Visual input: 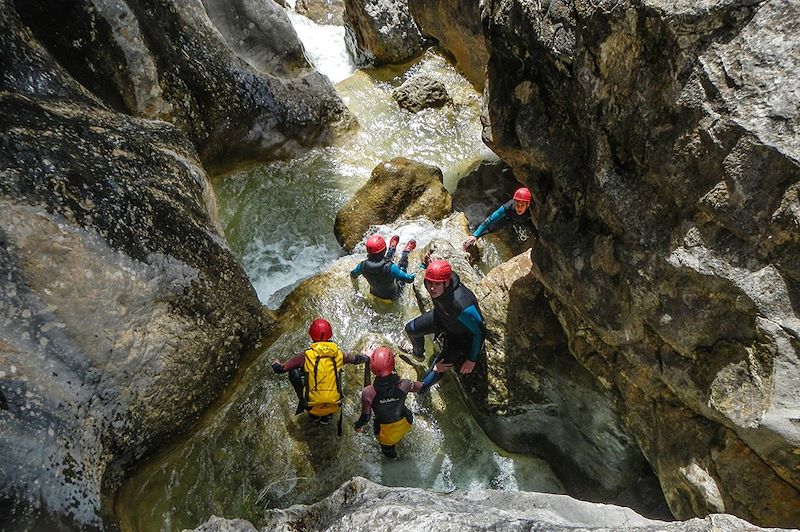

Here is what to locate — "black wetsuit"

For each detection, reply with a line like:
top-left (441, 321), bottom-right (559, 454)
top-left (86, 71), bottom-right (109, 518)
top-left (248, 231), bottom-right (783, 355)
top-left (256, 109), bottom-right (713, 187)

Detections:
top-left (473, 199), bottom-right (532, 237)
top-left (351, 247), bottom-right (414, 300)
top-left (404, 273), bottom-right (485, 392)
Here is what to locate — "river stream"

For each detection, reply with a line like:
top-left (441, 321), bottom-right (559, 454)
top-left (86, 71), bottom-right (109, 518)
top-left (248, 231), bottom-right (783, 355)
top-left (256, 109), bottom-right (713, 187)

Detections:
top-left (115, 8), bottom-right (563, 531)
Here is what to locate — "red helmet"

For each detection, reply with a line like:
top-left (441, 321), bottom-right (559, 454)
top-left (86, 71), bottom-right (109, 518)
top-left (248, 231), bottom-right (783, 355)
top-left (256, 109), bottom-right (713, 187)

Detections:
top-left (424, 260), bottom-right (452, 283)
top-left (366, 235), bottom-right (386, 255)
top-left (308, 318), bottom-right (332, 342)
top-left (513, 187), bottom-right (532, 203)
top-left (370, 347), bottom-right (395, 377)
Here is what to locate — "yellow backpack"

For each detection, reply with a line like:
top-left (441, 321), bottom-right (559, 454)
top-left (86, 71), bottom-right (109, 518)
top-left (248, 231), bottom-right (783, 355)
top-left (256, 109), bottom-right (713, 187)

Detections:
top-left (303, 342), bottom-right (344, 418)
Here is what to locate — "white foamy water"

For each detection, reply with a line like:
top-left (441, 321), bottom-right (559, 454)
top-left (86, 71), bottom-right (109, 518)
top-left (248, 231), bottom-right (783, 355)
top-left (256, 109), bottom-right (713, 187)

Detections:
top-left (288, 12), bottom-right (355, 83)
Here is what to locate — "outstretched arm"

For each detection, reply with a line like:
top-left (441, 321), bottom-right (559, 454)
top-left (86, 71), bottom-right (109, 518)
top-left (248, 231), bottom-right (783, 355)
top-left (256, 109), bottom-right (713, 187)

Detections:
top-left (271, 352), bottom-right (305, 373)
top-left (457, 305), bottom-right (485, 373)
top-left (353, 385), bottom-right (376, 431)
top-left (473, 205), bottom-right (509, 238)
top-left (350, 261), bottom-right (363, 278)
top-left (389, 263), bottom-right (415, 283)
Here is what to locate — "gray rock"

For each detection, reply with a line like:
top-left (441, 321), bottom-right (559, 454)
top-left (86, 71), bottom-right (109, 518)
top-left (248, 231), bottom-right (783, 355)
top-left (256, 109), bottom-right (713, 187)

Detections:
top-left (12, 0), bottom-right (350, 171)
top-left (334, 157), bottom-right (453, 252)
top-left (343, 0), bottom-right (427, 66)
top-left (392, 74), bottom-right (452, 112)
top-left (408, 0), bottom-right (489, 89)
top-left (473, 252), bottom-right (669, 517)
top-left (0, 1), bottom-right (270, 528)
top-left (483, 0), bottom-right (800, 526)
top-left (201, 0), bottom-right (311, 77)
top-left (190, 477), bottom-right (788, 531)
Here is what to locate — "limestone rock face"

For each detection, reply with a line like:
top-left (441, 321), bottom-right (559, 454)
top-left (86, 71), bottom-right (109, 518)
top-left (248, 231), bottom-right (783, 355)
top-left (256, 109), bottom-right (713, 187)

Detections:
top-left (408, 0), bottom-right (488, 89)
top-left (296, 0), bottom-right (344, 25)
top-left (343, 0), bottom-right (427, 66)
top-left (483, 0), bottom-right (800, 526)
top-left (334, 158), bottom-right (453, 252)
top-left (201, 0), bottom-right (310, 77)
top-left (192, 477), bottom-right (786, 532)
top-left (0, 2), bottom-right (268, 528)
top-left (473, 252), bottom-right (668, 515)
top-left (392, 74), bottom-right (452, 112)
top-left (12, 0), bottom-right (349, 171)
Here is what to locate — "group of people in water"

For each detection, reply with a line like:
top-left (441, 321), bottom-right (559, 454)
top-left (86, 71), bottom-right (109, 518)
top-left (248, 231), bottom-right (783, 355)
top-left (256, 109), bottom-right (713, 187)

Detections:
top-left (271, 187), bottom-right (534, 459)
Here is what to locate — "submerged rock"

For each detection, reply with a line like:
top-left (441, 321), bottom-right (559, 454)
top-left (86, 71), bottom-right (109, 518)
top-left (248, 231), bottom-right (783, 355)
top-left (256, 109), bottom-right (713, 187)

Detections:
top-left (334, 158), bottom-right (453, 252)
top-left (483, 0), bottom-right (800, 525)
top-left (392, 75), bottom-right (452, 113)
top-left (192, 477), bottom-right (786, 532)
top-left (296, 0), bottom-right (344, 25)
top-left (343, 0), bottom-right (427, 66)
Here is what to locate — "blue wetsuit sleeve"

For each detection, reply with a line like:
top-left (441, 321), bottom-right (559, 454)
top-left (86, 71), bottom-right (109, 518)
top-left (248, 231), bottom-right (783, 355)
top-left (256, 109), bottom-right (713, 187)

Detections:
top-left (350, 262), bottom-right (363, 278)
top-left (457, 305), bottom-right (485, 362)
top-left (473, 205), bottom-right (509, 238)
top-left (389, 264), bottom-right (415, 283)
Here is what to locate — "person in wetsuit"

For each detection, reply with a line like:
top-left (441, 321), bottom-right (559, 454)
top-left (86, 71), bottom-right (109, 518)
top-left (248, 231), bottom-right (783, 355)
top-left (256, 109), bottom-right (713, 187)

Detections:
top-left (404, 260), bottom-right (485, 394)
top-left (354, 346), bottom-right (422, 458)
top-left (271, 318), bottom-right (368, 426)
top-left (463, 186), bottom-right (534, 250)
top-left (351, 234), bottom-right (416, 300)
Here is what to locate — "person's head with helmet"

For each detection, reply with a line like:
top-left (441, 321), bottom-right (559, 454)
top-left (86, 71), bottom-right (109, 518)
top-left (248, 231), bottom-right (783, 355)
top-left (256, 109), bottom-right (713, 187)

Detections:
top-left (308, 318), bottom-right (333, 342)
top-left (369, 347), bottom-right (395, 377)
top-left (365, 234), bottom-right (387, 258)
top-left (423, 259), bottom-right (452, 299)
top-left (512, 187), bottom-right (532, 215)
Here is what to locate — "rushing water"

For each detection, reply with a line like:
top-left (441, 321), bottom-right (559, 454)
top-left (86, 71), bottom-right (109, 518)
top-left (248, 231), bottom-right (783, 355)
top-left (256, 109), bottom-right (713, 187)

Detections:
top-left (115, 8), bottom-right (557, 532)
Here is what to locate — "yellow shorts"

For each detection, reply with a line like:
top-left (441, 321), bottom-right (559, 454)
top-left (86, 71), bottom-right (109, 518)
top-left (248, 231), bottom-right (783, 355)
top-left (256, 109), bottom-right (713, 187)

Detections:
top-left (309, 403), bottom-right (340, 417)
top-left (377, 417), bottom-right (412, 446)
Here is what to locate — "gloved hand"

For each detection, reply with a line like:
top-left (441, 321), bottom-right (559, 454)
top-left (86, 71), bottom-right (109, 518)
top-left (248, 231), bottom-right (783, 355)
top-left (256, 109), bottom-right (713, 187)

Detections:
top-left (462, 236), bottom-right (477, 250)
top-left (271, 361), bottom-right (285, 374)
top-left (354, 354), bottom-right (369, 365)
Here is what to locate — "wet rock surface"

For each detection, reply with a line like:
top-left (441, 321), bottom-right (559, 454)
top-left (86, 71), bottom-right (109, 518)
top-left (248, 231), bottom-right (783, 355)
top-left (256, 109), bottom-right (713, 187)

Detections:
top-left (483, 0), bottom-right (800, 526)
top-left (296, 0), bottom-right (344, 25)
top-left (191, 477), bottom-right (788, 532)
top-left (0, 0), bottom-right (270, 528)
top-left (334, 157), bottom-right (453, 252)
top-left (11, 0), bottom-right (349, 171)
top-left (343, 0), bottom-right (427, 66)
top-left (392, 74), bottom-right (452, 112)
top-left (408, 0), bottom-right (488, 89)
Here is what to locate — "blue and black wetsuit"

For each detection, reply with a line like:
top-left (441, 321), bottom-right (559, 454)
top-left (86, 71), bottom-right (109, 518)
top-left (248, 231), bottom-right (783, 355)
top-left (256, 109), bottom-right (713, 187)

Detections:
top-left (351, 244), bottom-right (414, 300)
top-left (404, 273), bottom-right (485, 393)
top-left (473, 199), bottom-right (531, 238)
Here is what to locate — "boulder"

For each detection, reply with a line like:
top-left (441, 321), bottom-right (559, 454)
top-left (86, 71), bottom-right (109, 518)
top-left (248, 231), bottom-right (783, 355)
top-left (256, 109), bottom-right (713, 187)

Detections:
top-left (192, 477), bottom-right (786, 532)
top-left (296, 0), bottom-right (344, 25)
top-left (201, 0), bottom-right (310, 76)
top-left (408, 0), bottom-right (488, 89)
top-left (11, 0), bottom-right (350, 171)
top-left (343, 0), bottom-right (427, 66)
top-left (334, 158), bottom-right (452, 252)
top-left (0, 2), bottom-right (269, 528)
top-left (483, 0), bottom-right (800, 526)
top-left (392, 74), bottom-right (452, 112)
